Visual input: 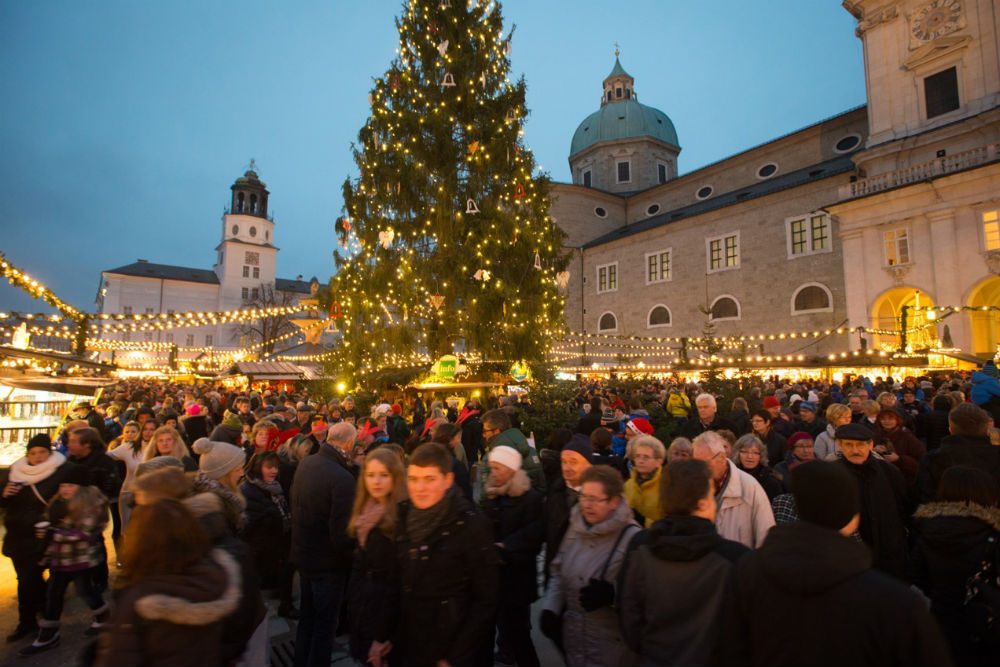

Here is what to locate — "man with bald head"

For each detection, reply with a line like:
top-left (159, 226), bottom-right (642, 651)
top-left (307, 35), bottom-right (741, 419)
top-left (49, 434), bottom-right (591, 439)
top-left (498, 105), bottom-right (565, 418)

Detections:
top-left (692, 431), bottom-right (775, 548)
top-left (291, 421), bottom-right (358, 667)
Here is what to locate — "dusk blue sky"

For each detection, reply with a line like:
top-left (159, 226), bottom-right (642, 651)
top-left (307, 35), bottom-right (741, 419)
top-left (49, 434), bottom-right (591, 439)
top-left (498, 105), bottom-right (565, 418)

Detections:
top-left (0, 0), bottom-right (864, 314)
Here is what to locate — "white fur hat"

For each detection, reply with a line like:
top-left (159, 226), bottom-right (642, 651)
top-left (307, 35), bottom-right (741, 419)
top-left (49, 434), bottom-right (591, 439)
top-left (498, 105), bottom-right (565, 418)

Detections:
top-left (488, 445), bottom-right (522, 471)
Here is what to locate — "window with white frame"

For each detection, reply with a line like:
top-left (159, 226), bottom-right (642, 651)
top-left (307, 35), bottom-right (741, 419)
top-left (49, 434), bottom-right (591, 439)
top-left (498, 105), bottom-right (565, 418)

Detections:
top-left (598, 311), bottom-right (618, 332)
top-left (253, 267), bottom-right (260, 279)
top-left (243, 266), bottom-right (250, 278)
top-left (983, 210), bottom-right (1000, 251)
top-left (251, 287), bottom-right (260, 300)
top-left (707, 233), bottom-right (740, 272)
top-left (596, 262), bottom-right (618, 294)
top-left (787, 213), bottom-right (831, 257)
top-left (645, 249), bottom-right (672, 284)
top-left (242, 287), bottom-right (249, 300)
top-left (647, 305), bottom-right (672, 328)
top-left (616, 160), bottom-right (631, 184)
top-left (185, 334), bottom-right (194, 346)
top-left (791, 283), bottom-right (833, 315)
top-left (710, 295), bottom-right (741, 321)
top-left (883, 228), bottom-right (910, 266)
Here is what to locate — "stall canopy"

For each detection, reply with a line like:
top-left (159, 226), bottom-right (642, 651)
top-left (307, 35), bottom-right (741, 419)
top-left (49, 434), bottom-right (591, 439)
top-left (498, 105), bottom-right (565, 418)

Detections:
top-left (228, 361), bottom-right (305, 381)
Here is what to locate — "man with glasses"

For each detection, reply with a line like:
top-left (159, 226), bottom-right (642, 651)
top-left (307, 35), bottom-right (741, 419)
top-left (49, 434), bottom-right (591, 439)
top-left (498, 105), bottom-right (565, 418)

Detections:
top-left (480, 409), bottom-right (545, 494)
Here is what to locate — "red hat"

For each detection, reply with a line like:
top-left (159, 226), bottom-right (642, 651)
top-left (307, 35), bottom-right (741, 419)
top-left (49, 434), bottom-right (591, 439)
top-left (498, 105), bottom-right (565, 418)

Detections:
top-left (763, 396), bottom-right (781, 409)
top-left (626, 417), bottom-right (654, 435)
top-left (391, 403), bottom-right (402, 415)
top-left (787, 431), bottom-right (813, 449)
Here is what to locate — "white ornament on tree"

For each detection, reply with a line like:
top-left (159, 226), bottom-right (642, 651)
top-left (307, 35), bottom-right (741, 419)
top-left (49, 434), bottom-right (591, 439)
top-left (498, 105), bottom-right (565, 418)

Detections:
top-left (466, 199), bottom-right (480, 214)
top-left (437, 40), bottom-right (449, 56)
top-left (473, 269), bottom-right (492, 281)
top-left (533, 252), bottom-right (542, 270)
top-left (555, 271), bottom-right (571, 289)
top-left (441, 72), bottom-right (456, 87)
top-left (378, 229), bottom-right (395, 249)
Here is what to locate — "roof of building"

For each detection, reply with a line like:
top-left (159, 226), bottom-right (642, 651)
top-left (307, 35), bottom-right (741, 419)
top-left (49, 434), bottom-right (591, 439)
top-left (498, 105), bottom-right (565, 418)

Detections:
top-left (582, 155), bottom-right (855, 249)
top-left (275, 278), bottom-right (313, 294)
top-left (606, 57), bottom-right (631, 80)
top-left (104, 261), bottom-right (220, 284)
top-left (229, 361), bottom-right (304, 380)
top-left (571, 99), bottom-right (679, 157)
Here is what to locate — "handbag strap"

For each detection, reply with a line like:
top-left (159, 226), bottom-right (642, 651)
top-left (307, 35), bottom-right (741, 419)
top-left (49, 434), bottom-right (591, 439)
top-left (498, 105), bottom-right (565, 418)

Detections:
top-left (599, 523), bottom-right (640, 581)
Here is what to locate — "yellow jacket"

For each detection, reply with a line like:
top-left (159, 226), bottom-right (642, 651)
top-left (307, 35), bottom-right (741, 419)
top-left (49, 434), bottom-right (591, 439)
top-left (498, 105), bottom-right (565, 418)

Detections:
top-left (624, 466), bottom-right (664, 527)
top-left (667, 392), bottom-right (691, 417)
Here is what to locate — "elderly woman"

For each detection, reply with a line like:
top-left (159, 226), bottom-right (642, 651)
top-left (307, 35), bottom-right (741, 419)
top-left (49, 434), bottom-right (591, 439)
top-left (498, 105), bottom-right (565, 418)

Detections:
top-left (773, 431), bottom-right (816, 486)
top-left (749, 410), bottom-right (788, 464)
top-left (732, 434), bottom-right (784, 501)
top-left (541, 465), bottom-right (640, 667)
top-left (873, 409), bottom-right (926, 486)
top-left (666, 437), bottom-right (693, 463)
top-left (815, 404), bottom-right (852, 460)
top-left (624, 436), bottom-right (666, 527)
top-left (143, 426), bottom-right (197, 472)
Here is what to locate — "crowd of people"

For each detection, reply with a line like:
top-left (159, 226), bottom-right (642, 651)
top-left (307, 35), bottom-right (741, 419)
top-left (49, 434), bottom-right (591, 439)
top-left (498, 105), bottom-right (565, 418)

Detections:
top-left (0, 368), bottom-right (999, 666)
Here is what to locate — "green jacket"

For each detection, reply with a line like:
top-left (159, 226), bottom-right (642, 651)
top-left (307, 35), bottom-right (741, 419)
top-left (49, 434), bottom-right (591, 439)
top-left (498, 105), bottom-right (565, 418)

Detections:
top-left (484, 428), bottom-right (546, 494)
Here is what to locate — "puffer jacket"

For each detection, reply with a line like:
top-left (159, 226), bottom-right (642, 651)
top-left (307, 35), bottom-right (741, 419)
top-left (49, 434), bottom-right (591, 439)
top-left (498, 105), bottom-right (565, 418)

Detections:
top-left (716, 460), bottom-right (776, 549)
top-left (542, 499), bottom-right (640, 667)
top-left (813, 422), bottom-right (838, 461)
top-left (482, 428), bottom-right (545, 493)
top-left (666, 393), bottom-right (691, 418)
top-left (624, 466), bottom-right (664, 528)
top-left (97, 549), bottom-right (241, 667)
top-left (970, 371), bottom-right (1000, 406)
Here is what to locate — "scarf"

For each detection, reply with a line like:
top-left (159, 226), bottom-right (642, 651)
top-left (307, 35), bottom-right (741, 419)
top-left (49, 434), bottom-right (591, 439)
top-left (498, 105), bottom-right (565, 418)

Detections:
top-left (486, 473), bottom-right (513, 499)
top-left (249, 477), bottom-right (290, 523)
top-left (407, 486), bottom-right (456, 544)
top-left (456, 407), bottom-right (480, 426)
top-left (355, 498), bottom-right (387, 548)
top-left (192, 472), bottom-right (247, 531)
top-left (9, 451), bottom-right (66, 485)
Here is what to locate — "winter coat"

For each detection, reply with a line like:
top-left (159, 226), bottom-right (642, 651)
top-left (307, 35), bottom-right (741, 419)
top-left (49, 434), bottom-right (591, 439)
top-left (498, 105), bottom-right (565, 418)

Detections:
top-left (576, 410), bottom-right (603, 436)
top-left (43, 493), bottom-right (109, 572)
top-left (838, 454), bottom-right (910, 579)
top-left (482, 469), bottom-right (545, 607)
top-left (873, 424), bottom-right (926, 486)
top-left (918, 433), bottom-right (1000, 503)
top-left (451, 454), bottom-right (473, 502)
top-left (813, 422), bottom-right (839, 461)
top-left (180, 414), bottom-right (211, 446)
top-left (544, 476), bottom-right (576, 579)
top-left (624, 466), bottom-right (664, 528)
top-left (457, 409), bottom-right (483, 464)
top-left (97, 548), bottom-right (241, 667)
top-left (793, 417), bottom-right (827, 439)
top-left (911, 501), bottom-right (1000, 667)
top-left (916, 408), bottom-right (951, 452)
top-left (970, 371), bottom-right (1000, 406)
top-left (739, 463), bottom-right (785, 501)
top-left (716, 460), bottom-right (776, 549)
top-left (348, 525), bottom-right (400, 664)
top-left (68, 445), bottom-right (120, 501)
top-left (239, 478), bottom-right (290, 590)
top-left (542, 499), bottom-right (640, 667)
top-left (396, 489), bottom-right (500, 667)
top-left (290, 442), bottom-right (356, 575)
top-left (483, 428), bottom-right (545, 493)
top-left (733, 520), bottom-right (954, 667)
top-left (618, 515), bottom-right (748, 667)
top-left (679, 415), bottom-right (738, 440)
top-left (758, 429), bottom-right (788, 465)
top-left (666, 393), bottom-right (691, 418)
top-left (727, 408), bottom-right (751, 436)
top-left (1, 453), bottom-right (74, 561)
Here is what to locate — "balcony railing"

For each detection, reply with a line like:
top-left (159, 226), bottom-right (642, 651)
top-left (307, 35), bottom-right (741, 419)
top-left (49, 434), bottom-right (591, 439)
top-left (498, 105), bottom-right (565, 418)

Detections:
top-left (839, 142), bottom-right (1000, 200)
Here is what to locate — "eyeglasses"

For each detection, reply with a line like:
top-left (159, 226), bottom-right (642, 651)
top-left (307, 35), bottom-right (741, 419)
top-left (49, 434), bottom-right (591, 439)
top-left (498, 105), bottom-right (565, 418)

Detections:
top-left (740, 450), bottom-right (761, 457)
top-left (579, 495), bottom-right (610, 505)
top-left (632, 453), bottom-right (659, 462)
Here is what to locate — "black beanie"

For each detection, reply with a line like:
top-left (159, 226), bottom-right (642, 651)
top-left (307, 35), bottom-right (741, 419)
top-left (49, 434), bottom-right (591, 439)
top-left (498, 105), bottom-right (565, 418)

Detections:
top-left (563, 433), bottom-right (594, 460)
top-left (27, 433), bottom-right (53, 452)
top-left (790, 461), bottom-right (860, 531)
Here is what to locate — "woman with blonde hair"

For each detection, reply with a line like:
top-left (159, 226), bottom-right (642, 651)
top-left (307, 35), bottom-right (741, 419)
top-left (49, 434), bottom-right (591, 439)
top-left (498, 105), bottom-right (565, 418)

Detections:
top-left (814, 403), bottom-right (852, 460)
top-left (346, 447), bottom-right (407, 667)
top-left (143, 426), bottom-right (196, 472)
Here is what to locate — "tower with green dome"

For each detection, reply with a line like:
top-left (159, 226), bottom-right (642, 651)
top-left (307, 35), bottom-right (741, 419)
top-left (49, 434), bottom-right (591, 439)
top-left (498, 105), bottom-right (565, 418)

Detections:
top-left (569, 55), bottom-right (681, 193)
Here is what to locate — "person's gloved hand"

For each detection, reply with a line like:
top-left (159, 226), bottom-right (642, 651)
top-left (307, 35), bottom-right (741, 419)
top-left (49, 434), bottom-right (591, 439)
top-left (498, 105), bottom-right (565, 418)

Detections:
top-left (539, 609), bottom-right (561, 639)
top-left (579, 578), bottom-right (615, 611)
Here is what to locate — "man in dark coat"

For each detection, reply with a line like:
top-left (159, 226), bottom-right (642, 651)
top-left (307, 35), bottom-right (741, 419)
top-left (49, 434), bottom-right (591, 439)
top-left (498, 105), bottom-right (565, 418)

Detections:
top-left (918, 402), bottom-right (1000, 503)
top-left (66, 427), bottom-right (118, 593)
top-left (679, 394), bottom-right (737, 440)
top-left (618, 459), bottom-right (748, 666)
top-left (834, 423), bottom-right (911, 580)
top-left (575, 397), bottom-right (604, 436)
top-left (915, 394), bottom-right (953, 453)
top-left (73, 402), bottom-right (107, 441)
top-left (544, 435), bottom-right (593, 580)
top-left (396, 443), bottom-right (500, 667)
top-left (457, 398), bottom-right (484, 465)
top-left (290, 422), bottom-right (357, 667)
top-left (733, 461), bottom-right (953, 667)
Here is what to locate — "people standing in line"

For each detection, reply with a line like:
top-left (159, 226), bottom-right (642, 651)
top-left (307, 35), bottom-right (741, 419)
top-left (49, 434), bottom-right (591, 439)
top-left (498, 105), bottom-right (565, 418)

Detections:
top-left (545, 434), bottom-right (593, 579)
top-left (540, 465), bottom-right (640, 667)
top-left (618, 459), bottom-right (749, 666)
top-left (623, 435), bottom-right (666, 527)
top-left (20, 468), bottom-right (109, 656)
top-left (731, 434), bottom-right (785, 501)
top-left (1, 434), bottom-right (75, 643)
top-left (346, 447), bottom-right (407, 667)
top-left (482, 445), bottom-right (545, 667)
top-left (396, 443), bottom-right (500, 667)
top-left (732, 460), bottom-right (954, 667)
top-left (692, 431), bottom-right (775, 548)
top-left (290, 422), bottom-right (358, 667)
top-left (911, 465), bottom-right (1000, 667)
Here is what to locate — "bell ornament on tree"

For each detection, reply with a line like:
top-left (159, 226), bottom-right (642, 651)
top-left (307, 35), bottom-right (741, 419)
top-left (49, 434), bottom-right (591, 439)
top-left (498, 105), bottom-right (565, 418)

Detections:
top-left (466, 199), bottom-right (480, 214)
top-left (533, 252), bottom-right (542, 270)
top-left (441, 72), bottom-right (456, 87)
top-left (514, 183), bottom-right (526, 200)
top-left (473, 269), bottom-right (491, 282)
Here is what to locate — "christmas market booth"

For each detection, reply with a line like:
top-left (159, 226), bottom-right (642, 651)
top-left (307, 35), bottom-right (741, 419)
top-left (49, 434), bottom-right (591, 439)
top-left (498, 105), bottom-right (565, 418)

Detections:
top-left (222, 360), bottom-right (326, 393)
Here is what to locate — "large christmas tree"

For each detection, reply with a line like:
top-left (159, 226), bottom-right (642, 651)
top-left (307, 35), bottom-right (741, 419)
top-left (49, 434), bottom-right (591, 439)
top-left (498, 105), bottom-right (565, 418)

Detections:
top-left (329, 0), bottom-right (566, 379)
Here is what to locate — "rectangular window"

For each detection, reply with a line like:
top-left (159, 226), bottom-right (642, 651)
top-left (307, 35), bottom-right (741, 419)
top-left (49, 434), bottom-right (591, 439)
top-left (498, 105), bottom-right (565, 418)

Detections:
top-left (984, 210), bottom-right (1000, 251)
top-left (251, 287), bottom-right (259, 300)
top-left (924, 67), bottom-right (959, 119)
top-left (241, 287), bottom-right (249, 300)
top-left (165, 333), bottom-right (173, 344)
top-left (883, 228), bottom-right (911, 266)
top-left (242, 266), bottom-right (250, 278)
top-left (596, 262), bottom-right (618, 294)
top-left (205, 335), bottom-right (213, 347)
top-left (657, 163), bottom-right (668, 184)
top-left (252, 267), bottom-right (260, 279)
top-left (185, 334), bottom-right (194, 347)
top-left (645, 249), bottom-right (672, 284)
top-left (144, 307), bottom-right (154, 314)
top-left (616, 160), bottom-right (631, 184)
top-left (582, 169), bottom-right (592, 188)
top-left (707, 233), bottom-right (740, 272)
top-left (787, 213), bottom-right (832, 257)
top-left (123, 306), bottom-right (133, 315)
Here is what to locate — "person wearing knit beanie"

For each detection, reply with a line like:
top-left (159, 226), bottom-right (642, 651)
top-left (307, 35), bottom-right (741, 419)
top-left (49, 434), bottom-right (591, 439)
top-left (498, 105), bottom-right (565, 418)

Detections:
top-left (488, 445), bottom-right (523, 472)
top-left (563, 433), bottom-right (594, 461)
top-left (192, 438), bottom-right (246, 482)
top-left (790, 461), bottom-right (860, 531)
top-left (27, 433), bottom-right (53, 452)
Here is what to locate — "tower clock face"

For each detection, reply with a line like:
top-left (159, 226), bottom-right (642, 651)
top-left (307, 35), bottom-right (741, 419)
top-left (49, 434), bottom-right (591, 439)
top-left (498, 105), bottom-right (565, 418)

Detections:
top-left (911, 0), bottom-right (962, 42)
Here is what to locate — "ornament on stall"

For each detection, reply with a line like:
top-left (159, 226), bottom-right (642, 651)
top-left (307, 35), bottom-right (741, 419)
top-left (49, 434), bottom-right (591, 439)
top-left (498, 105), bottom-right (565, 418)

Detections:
top-left (329, 301), bottom-right (343, 319)
top-left (533, 252), bottom-right (542, 270)
top-left (514, 183), bottom-right (526, 200)
top-left (429, 294), bottom-right (446, 310)
top-left (556, 271), bottom-right (571, 289)
top-left (441, 72), bottom-right (456, 87)
top-left (465, 199), bottom-right (480, 214)
top-left (378, 230), bottom-right (395, 249)
top-left (468, 140), bottom-right (480, 155)
top-left (473, 269), bottom-right (491, 282)
top-left (437, 40), bottom-right (449, 56)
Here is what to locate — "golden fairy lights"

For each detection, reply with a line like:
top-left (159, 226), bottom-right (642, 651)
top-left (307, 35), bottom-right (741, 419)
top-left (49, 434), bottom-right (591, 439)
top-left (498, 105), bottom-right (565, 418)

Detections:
top-left (0, 252), bottom-right (84, 321)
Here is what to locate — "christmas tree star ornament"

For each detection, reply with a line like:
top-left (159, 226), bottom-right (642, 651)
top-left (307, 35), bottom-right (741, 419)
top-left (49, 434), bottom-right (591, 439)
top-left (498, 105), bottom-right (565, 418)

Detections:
top-left (430, 294), bottom-right (446, 310)
top-left (556, 271), bottom-right (571, 289)
top-left (441, 72), bottom-right (456, 87)
top-left (468, 140), bottom-right (480, 155)
top-left (465, 199), bottom-right (480, 214)
top-left (437, 40), bottom-right (449, 56)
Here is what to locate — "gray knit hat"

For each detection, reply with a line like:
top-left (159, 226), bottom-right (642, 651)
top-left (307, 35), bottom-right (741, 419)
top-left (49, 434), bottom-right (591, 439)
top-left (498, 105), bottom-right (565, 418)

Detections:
top-left (192, 437), bottom-right (246, 480)
top-left (136, 455), bottom-right (184, 478)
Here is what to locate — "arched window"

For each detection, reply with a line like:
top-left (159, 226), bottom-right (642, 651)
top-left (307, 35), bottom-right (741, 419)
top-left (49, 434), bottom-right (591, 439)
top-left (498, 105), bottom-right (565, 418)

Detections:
top-left (250, 194), bottom-right (258, 213)
top-left (791, 283), bottom-right (833, 314)
top-left (598, 311), bottom-right (618, 332)
top-left (710, 295), bottom-right (741, 321)
top-left (647, 305), bottom-right (671, 328)
top-left (236, 192), bottom-right (245, 213)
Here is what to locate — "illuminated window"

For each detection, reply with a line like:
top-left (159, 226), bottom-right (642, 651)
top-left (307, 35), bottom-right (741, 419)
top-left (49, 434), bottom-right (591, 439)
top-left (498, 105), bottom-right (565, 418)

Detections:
top-left (707, 233), bottom-right (740, 272)
top-left (645, 249), bottom-right (671, 284)
top-left (883, 228), bottom-right (910, 266)
top-left (983, 210), bottom-right (1000, 251)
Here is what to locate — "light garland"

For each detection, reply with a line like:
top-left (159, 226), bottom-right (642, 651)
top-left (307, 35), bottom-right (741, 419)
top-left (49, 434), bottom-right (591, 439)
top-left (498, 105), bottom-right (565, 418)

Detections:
top-left (0, 252), bottom-right (85, 321)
